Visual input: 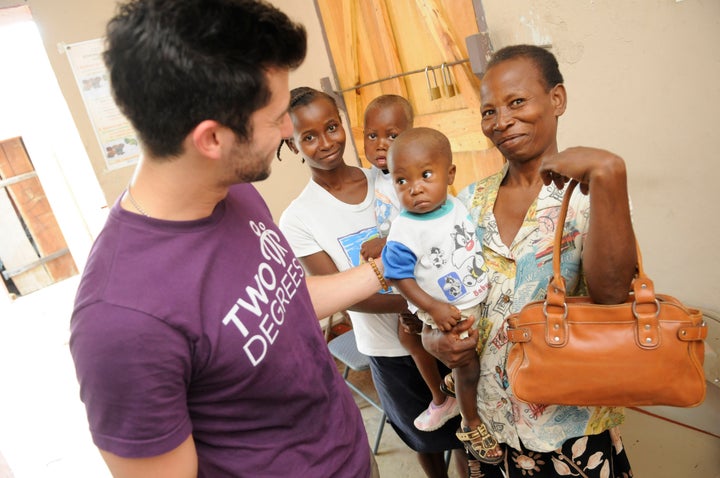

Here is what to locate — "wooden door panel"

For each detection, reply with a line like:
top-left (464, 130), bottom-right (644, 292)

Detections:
top-left (0, 186), bottom-right (53, 294)
top-left (0, 137), bottom-right (78, 296)
top-left (316, 0), bottom-right (503, 187)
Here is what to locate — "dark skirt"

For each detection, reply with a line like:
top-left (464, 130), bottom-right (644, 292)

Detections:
top-left (468, 428), bottom-right (633, 478)
top-left (369, 355), bottom-right (463, 453)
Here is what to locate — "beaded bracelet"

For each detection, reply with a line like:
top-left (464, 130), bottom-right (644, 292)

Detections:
top-left (367, 257), bottom-right (390, 291)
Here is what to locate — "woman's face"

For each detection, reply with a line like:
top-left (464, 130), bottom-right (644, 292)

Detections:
top-left (479, 57), bottom-right (565, 162)
top-left (289, 97), bottom-right (346, 171)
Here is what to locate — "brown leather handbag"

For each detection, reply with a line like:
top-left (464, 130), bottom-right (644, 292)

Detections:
top-left (506, 180), bottom-right (707, 407)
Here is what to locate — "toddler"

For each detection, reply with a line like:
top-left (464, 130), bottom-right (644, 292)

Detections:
top-left (381, 127), bottom-right (503, 464)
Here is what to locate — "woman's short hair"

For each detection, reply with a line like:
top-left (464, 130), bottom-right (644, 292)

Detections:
top-left (487, 44), bottom-right (564, 90)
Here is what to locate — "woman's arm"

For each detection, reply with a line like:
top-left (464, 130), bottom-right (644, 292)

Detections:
top-left (99, 434), bottom-right (197, 478)
top-left (540, 147), bottom-right (637, 304)
top-left (300, 251), bottom-right (404, 318)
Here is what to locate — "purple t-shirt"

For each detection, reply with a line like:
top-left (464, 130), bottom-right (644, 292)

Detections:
top-left (70, 183), bottom-right (370, 477)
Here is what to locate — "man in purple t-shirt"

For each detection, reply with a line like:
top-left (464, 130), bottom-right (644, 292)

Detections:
top-left (69, 1), bottom-right (387, 476)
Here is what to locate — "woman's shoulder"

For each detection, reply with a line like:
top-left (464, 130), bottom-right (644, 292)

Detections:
top-left (355, 165), bottom-right (373, 181)
top-left (278, 180), bottom-right (319, 222)
top-left (364, 165), bottom-right (380, 180)
top-left (457, 167), bottom-right (505, 209)
top-left (343, 165), bottom-right (374, 202)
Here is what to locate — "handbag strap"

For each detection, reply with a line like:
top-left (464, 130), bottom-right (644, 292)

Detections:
top-left (545, 180), bottom-right (663, 348)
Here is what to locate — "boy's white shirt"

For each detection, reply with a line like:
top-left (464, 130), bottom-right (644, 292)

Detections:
top-left (369, 166), bottom-right (402, 237)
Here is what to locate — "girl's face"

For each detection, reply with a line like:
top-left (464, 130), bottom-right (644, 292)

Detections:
top-left (289, 97), bottom-right (346, 171)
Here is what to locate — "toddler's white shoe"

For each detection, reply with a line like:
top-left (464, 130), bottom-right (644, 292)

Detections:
top-left (413, 396), bottom-right (460, 432)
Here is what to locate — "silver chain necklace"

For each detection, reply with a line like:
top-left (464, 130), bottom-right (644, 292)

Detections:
top-left (126, 186), bottom-right (150, 217)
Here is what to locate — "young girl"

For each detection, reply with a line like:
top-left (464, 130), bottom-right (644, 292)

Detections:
top-left (360, 95), bottom-right (460, 433)
top-left (278, 87), bottom-right (466, 477)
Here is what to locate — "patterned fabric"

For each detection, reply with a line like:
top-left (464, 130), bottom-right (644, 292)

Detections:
top-left (468, 429), bottom-right (633, 477)
top-left (456, 163), bottom-right (625, 453)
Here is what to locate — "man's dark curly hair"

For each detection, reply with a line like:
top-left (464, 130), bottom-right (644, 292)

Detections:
top-left (104, 0), bottom-right (307, 158)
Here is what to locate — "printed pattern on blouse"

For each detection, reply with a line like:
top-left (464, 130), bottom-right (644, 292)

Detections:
top-left (456, 164), bottom-right (624, 452)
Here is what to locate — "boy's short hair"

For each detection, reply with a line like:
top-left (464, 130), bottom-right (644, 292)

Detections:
top-left (364, 94), bottom-right (414, 126)
top-left (104, 0), bottom-right (307, 157)
top-left (390, 127), bottom-right (452, 166)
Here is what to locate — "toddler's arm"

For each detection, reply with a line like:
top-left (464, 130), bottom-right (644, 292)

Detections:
top-left (360, 237), bottom-right (387, 261)
top-left (394, 278), bottom-right (461, 332)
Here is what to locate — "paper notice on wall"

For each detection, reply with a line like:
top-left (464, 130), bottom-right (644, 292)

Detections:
top-left (64, 38), bottom-right (139, 170)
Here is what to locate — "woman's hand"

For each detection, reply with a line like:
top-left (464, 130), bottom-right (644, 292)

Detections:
top-left (540, 146), bottom-right (636, 304)
top-left (421, 317), bottom-right (478, 369)
top-left (539, 146), bottom-right (626, 195)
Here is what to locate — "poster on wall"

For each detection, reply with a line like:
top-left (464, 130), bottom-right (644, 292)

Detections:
top-left (64, 38), bottom-right (139, 171)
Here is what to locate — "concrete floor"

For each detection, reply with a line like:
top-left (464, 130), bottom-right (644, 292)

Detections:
top-left (341, 364), bottom-right (465, 478)
top-left (1, 277), bottom-right (718, 477)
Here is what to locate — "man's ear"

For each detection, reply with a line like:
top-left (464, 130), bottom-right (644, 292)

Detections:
top-left (551, 83), bottom-right (567, 117)
top-left (447, 163), bottom-right (457, 185)
top-left (285, 138), bottom-right (299, 155)
top-left (190, 120), bottom-right (228, 160)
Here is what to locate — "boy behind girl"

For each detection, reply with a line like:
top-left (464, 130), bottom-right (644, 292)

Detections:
top-left (360, 96), bottom-right (460, 432)
top-left (381, 127), bottom-right (503, 464)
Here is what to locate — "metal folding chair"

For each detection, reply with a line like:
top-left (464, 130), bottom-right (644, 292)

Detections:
top-left (327, 329), bottom-right (387, 454)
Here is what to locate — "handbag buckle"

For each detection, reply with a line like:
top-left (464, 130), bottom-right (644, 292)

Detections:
top-left (632, 298), bottom-right (661, 349)
top-left (543, 301), bottom-right (568, 347)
